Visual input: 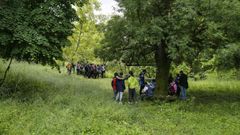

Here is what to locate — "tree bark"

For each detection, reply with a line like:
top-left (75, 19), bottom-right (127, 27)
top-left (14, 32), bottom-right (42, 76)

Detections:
top-left (154, 44), bottom-right (170, 98)
top-left (0, 57), bottom-right (13, 87)
top-left (153, 0), bottom-right (173, 98)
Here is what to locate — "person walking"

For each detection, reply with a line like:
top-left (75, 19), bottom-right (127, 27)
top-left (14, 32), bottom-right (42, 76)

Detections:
top-left (127, 71), bottom-right (139, 104)
top-left (179, 71), bottom-right (188, 100)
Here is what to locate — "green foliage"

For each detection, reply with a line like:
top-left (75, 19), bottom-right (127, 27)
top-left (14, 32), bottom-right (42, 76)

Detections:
top-left (96, 0), bottom-right (240, 96)
top-left (97, 0), bottom-right (234, 95)
top-left (208, 0), bottom-right (240, 42)
top-left (216, 43), bottom-right (240, 70)
top-left (171, 63), bottom-right (191, 75)
top-left (98, 0), bottom-right (227, 64)
top-left (0, 61), bottom-right (240, 134)
top-left (106, 63), bottom-right (156, 79)
top-left (63, 0), bottom-right (104, 64)
top-left (0, 0), bottom-right (86, 68)
top-left (97, 0), bottom-right (240, 68)
top-left (188, 0), bottom-right (240, 73)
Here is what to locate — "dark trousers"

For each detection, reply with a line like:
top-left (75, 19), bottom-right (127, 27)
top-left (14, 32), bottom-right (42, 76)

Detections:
top-left (129, 88), bottom-right (136, 102)
top-left (101, 71), bottom-right (105, 78)
top-left (113, 90), bottom-right (117, 99)
top-left (76, 69), bottom-right (80, 75)
top-left (140, 85), bottom-right (145, 95)
top-left (176, 86), bottom-right (181, 97)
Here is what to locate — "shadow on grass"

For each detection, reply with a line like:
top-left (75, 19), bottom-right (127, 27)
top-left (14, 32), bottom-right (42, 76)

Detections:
top-left (170, 89), bottom-right (240, 115)
top-left (189, 89), bottom-right (240, 104)
top-left (146, 88), bottom-right (240, 115)
top-left (0, 77), bottom-right (62, 103)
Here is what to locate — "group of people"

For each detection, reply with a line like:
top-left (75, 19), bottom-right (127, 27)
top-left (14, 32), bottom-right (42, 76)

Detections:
top-left (111, 70), bottom-right (189, 104)
top-left (66, 62), bottom-right (106, 78)
top-left (111, 71), bottom-right (141, 104)
top-left (168, 71), bottom-right (189, 100)
top-left (111, 70), bottom-right (156, 104)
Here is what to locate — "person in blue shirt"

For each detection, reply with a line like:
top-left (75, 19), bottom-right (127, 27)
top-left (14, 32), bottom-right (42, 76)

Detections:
top-left (139, 69), bottom-right (146, 95)
top-left (141, 79), bottom-right (156, 100)
top-left (179, 71), bottom-right (188, 100)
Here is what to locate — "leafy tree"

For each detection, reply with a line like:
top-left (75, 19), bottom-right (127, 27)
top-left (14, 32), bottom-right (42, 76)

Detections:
top-left (63, 0), bottom-right (104, 64)
top-left (98, 0), bottom-right (240, 97)
top-left (190, 0), bottom-right (240, 74)
top-left (216, 43), bottom-right (240, 71)
top-left (0, 0), bottom-right (87, 86)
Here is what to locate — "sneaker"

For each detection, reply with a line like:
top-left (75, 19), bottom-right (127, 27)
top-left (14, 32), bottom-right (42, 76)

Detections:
top-left (119, 102), bottom-right (123, 105)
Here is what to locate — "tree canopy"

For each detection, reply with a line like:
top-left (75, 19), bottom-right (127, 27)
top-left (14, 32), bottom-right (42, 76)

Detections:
top-left (0, 0), bottom-right (87, 68)
top-left (97, 0), bottom-right (240, 96)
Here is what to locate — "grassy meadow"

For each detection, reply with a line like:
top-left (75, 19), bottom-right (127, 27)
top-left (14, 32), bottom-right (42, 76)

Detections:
top-left (0, 61), bottom-right (239, 135)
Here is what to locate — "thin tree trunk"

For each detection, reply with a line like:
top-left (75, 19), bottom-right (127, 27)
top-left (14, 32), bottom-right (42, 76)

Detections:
top-left (72, 23), bottom-right (83, 59)
top-left (74, 24), bottom-right (83, 53)
top-left (154, 44), bottom-right (170, 98)
top-left (0, 57), bottom-right (13, 87)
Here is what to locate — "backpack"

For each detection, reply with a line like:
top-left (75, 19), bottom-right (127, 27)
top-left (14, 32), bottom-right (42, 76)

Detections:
top-left (170, 82), bottom-right (177, 93)
top-left (111, 79), bottom-right (114, 87)
top-left (111, 78), bottom-right (117, 90)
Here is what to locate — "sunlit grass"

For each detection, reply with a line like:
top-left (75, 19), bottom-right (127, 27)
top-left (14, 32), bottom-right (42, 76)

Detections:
top-left (0, 61), bottom-right (239, 135)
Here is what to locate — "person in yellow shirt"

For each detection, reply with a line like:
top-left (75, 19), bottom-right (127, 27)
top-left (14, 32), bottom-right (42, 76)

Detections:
top-left (127, 71), bottom-right (139, 104)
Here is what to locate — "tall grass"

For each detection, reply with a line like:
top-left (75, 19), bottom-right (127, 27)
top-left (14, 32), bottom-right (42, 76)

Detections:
top-left (0, 60), bottom-right (239, 135)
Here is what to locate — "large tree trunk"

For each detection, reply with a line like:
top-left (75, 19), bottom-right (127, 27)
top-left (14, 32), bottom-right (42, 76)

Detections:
top-left (154, 44), bottom-right (170, 98)
top-left (0, 0), bottom-right (6, 7)
top-left (153, 0), bottom-right (173, 98)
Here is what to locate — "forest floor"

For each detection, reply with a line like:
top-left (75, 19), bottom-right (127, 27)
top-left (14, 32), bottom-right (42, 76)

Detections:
top-left (0, 61), bottom-right (239, 135)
